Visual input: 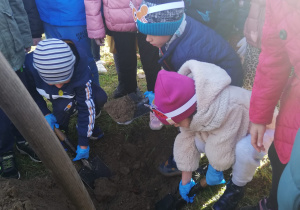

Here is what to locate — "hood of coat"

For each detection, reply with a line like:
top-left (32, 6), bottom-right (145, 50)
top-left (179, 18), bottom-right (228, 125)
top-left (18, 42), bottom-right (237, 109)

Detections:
top-left (177, 60), bottom-right (231, 132)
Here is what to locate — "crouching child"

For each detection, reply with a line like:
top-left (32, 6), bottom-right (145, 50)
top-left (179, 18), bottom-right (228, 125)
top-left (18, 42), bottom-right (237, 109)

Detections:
top-left (152, 60), bottom-right (276, 209)
top-left (23, 38), bottom-right (107, 161)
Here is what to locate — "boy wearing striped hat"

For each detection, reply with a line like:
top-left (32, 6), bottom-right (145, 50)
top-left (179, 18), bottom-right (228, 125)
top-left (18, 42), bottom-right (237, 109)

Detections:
top-left (23, 38), bottom-right (107, 161)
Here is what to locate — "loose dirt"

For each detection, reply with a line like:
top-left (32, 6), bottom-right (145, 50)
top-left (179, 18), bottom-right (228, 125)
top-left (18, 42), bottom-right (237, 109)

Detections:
top-left (104, 95), bottom-right (136, 124)
top-left (0, 122), bottom-right (182, 210)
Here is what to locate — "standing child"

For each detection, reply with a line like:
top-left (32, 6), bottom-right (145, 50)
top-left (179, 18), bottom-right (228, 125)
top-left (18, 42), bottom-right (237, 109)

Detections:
top-left (152, 60), bottom-right (276, 209)
top-left (241, 0), bottom-right (300, 209)
top-left (23, 38), bottom-right (107, 161)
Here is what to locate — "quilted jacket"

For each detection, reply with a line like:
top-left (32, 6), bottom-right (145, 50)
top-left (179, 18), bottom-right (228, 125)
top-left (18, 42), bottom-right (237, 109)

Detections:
top-left (84, 0), bottom-right (142, 39)
top-left (250, 0), bottom-right (300, 164)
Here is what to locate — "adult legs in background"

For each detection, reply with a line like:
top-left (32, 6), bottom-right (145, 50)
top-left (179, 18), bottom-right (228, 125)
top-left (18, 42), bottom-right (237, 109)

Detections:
top-left (137, 33), bottom-right (162, 130)
top-left (137, 33), bottom-right (161, 92)
top-left (91, 39), bottom-right (107, 74)
top-left (112, 31), bottom-right (138, 98)
top-left (267, 143), bottom-right (287, 209)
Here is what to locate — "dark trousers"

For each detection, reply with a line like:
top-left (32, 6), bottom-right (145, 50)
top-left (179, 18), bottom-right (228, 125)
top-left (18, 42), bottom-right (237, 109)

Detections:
top-left (268, 142), bottom-right (287, 209)
top-left (91, 39), bottom-right (100, 61)
top-left (0, 70), bottom-right (27, 155)
top-left (112, 31), bottom-right (161, 93)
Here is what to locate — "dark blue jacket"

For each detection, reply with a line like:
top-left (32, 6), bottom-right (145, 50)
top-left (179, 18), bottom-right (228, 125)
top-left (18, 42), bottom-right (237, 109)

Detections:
top-left (24, 52), bottom-right (95, 144)
top-left (35, 0), bottom-right (86, 26)
top-left (159, 15), bottom-right (243, 87)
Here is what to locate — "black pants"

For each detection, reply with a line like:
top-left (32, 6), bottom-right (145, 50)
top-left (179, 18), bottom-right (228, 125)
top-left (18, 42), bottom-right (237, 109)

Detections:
top-left (112, 31), bottom-right (161, 93)
top-left (268, 142), bottom-right (287, 209)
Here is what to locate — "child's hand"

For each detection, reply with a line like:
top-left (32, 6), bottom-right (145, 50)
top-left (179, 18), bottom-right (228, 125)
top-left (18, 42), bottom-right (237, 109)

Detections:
top-left (73, 145), bottom-right (90, 161)
top-left (45, 114), bottom-right (59, 130)
top-left (250, 123), bottom-right (266, 152)
top-left (95, 38), bottom-right (105, 46)
top-left (144, 91), bottom-right (155, 105)
top-left (179, 178), bottom-right (196, 203)
top-left (206, 164), bottom-right (226, 186)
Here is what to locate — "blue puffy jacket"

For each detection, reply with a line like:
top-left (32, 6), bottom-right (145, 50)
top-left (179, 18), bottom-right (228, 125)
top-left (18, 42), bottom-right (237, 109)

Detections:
top-left (35, 0), bottom-right (86, 26)
top-left (159, 15), bottom-right (243, 87)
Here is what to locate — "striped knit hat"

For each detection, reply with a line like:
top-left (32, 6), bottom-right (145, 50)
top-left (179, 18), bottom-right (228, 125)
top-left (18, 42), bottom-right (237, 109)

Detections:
top-left (33, 39), bottom-right (76, 84)
top-left (133, 0), bottom-right (185, 36)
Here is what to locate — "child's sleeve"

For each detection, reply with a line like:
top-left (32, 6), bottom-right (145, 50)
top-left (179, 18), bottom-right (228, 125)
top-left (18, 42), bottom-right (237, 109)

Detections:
top-left (250, 0), bottom-right (292, 125)
top-left (173, 129), bottom-right (201, 172)
top-left (205, 109), bottom-right (245, 171)
top-left (74, 80), bottom-right (96, 146)
top-left (84, 0), bottom-right (106, 39)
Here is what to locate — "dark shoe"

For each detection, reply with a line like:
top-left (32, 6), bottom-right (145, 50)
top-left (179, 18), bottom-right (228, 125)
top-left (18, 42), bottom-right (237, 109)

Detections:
top-left (113, 87), bottom-right (129, 99)
top-left (240, 197), bottom-right (271, 210)
top-left (90, 126), bottom-right (104, 140)
top-left (0, 151), bottom-right (20, 179)
top-left (213, 179), bottom-right (244, 210)
top-left (113, 86), bottom-right (142, 99)
top-left (16, 142), bottom-right (41, 162)
top-left (158, 155), bottom-right (181, 177)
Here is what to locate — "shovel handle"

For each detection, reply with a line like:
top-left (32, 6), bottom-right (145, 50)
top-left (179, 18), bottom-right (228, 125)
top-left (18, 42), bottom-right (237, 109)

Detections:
top-left (54, 128), bottom-right (77, 153)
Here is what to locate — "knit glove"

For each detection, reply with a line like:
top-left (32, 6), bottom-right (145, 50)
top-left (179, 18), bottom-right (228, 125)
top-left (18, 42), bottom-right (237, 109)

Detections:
top-left (237, 37), bottom-right (247, 60)
top-left (179, 178), bottom-right (196, 203)
top-left (73, 145), bottom-right (90, 161)
top-left (45, 114), bottom-right (59, 130)
top-left (206, 164), bottom-right (226, 186)
top-left (144, 91), bottom-right (155, 105)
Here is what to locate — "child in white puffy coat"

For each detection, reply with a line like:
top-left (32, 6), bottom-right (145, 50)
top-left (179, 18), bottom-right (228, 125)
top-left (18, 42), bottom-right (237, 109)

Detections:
top-left (152, 60), bottom-right (276, 209)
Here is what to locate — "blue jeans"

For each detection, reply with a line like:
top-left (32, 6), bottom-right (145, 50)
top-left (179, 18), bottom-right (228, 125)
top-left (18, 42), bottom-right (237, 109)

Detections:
top-left (43, 22), bottom-right (100, 86)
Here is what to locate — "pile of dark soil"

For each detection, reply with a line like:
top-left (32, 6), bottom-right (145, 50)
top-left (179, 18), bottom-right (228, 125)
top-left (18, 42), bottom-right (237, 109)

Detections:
top-left (0, 124), bottom-right (181, 210)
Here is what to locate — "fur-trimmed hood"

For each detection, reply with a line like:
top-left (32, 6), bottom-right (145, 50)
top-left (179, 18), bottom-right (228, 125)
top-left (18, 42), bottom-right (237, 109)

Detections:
top-left (174, 60), bottom-right (251, 171)
top-left (178, 60), bottom-right (231, 132)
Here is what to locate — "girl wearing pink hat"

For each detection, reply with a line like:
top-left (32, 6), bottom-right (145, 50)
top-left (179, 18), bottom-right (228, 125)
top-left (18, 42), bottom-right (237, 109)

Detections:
top-left (152, 60), bottom-right (276, 209)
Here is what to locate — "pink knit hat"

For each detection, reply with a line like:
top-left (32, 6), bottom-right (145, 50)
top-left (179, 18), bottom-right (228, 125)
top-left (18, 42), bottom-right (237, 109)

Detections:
top-left (153, 70), bottom-right (197, 125)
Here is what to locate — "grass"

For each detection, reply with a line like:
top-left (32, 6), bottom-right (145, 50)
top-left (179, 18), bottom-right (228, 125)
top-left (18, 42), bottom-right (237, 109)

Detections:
top-left (16, 38), bottom-right (272, 209)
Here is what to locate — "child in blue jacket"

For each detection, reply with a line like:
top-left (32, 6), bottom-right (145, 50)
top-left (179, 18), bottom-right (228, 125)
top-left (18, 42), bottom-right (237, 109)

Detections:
top-left (23, 38), bottom-right (107, 161)
top-left (134, 0), bottom-right (243, 87)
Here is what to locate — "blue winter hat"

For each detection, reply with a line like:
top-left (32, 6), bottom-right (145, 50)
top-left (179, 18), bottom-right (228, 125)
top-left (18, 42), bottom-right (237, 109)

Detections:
top-left (132, 0), bottom-right (185, 36)
top-left (33, 38), bottom-right (76, 84)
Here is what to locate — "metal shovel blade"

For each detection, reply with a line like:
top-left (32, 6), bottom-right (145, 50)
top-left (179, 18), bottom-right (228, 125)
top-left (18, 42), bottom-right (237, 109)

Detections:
top-left (78, 155), bottom-right (111, 189)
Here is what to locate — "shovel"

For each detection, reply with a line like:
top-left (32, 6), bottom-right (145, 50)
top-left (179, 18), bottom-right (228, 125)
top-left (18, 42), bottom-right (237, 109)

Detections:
top-left (54, 128), bottom-right (111, 189)
top-left (155, 178), bottom-right (208, 210)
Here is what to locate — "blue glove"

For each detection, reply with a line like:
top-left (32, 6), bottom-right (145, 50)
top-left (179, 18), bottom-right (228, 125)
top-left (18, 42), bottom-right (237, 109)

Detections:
top-left (206, 164), bottom-right (226, 186)
top-left (144, 91), bottom-right (155, 105)
top-left (45, 114), bottom-right (59, 130)
top-left (73, 145), bottom-right (90, 161)
top-left (179, 178), bottom-right (196, 203)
